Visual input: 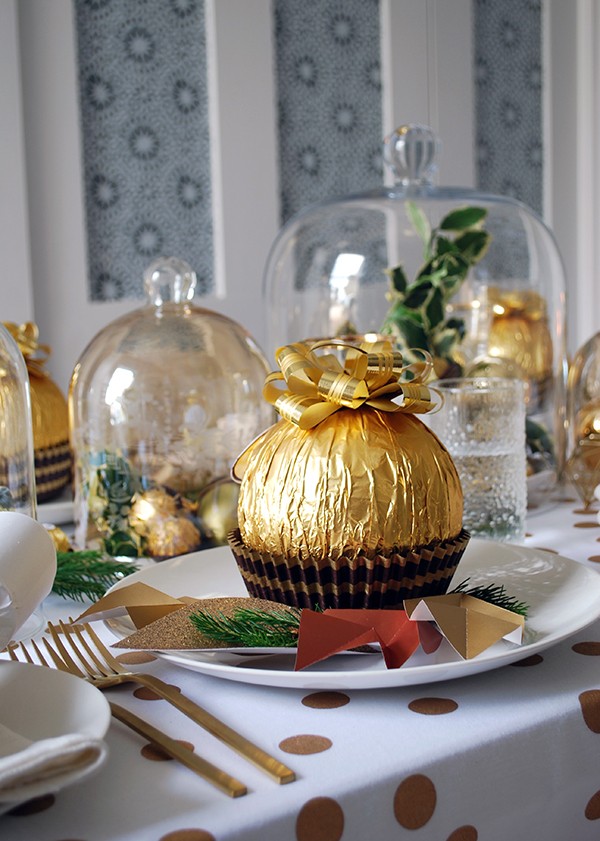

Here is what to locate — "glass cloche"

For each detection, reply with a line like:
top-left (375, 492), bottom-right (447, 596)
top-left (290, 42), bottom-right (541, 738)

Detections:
top-left (69, 257), bottom-right (273, 559)
top-left (264, 124), bottom-right (568, 501)
top-left (0, 323), bottom-right (37, 518)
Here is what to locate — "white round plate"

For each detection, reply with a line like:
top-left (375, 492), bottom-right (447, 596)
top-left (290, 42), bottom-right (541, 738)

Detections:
top-left (0, 660), bottom-right (110, 809)
top-left (106, 540), bottom-right (600, 690)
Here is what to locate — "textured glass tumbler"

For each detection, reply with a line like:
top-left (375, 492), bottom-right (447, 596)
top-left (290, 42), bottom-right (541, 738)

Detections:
top-left (427, 378), bottom-right (527, 542)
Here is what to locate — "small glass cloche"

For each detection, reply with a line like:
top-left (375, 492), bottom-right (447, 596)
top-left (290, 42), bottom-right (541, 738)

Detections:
top-left (264, 124), bottom-right (568, 500)
top-left (69, 257), bottom-right (273, 559)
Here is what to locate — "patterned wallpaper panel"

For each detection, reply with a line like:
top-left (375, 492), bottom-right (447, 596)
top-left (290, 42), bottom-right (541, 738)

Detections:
top-left (273, 0), bottom-right (383, 224)
top-left (74, 0), bottom-right (214, 302)
top-left (73, 0), bottom-right (542, 302)
top-left (474, 0), bottom-right (543, 215)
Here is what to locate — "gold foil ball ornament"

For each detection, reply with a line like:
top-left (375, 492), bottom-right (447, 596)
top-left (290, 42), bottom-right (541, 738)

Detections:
top-left (574, 400), bottom-right (600, 443)
top-left (44, 525), bottom-right (71, 553)
top-left (236, 408), bottom-right (463, 561)
top-left (129, 489), bottom-right (179, 536)
top-left (487, 288), bottom-right (553, 386)
top-left (146, 516), bottom-right (201, 558)
top-left (195, 478), bottom-right (239, 545)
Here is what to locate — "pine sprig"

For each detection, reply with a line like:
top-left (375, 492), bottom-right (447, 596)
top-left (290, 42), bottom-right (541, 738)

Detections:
top-left (53, 551), bottom-right (140, 602)
top-left (189, 606), bottom-right (302, 648)
top-left (450, 578), bottom-right (529, 617)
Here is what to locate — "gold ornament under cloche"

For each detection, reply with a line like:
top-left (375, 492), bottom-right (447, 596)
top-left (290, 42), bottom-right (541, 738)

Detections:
top-left (3, 322), bottom-right (72, 502)
top-left (487, 288), bottom-right (553, 406)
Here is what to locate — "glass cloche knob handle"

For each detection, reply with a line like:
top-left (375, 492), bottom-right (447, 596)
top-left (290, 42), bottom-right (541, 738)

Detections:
top-left (383, 124), bottom-right (440, 186)
top-left (143, 256), bottom-right (197, 306)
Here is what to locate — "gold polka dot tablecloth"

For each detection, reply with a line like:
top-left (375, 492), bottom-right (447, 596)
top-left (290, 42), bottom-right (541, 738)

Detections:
top-left (4, 496), bottom-right (600, 840)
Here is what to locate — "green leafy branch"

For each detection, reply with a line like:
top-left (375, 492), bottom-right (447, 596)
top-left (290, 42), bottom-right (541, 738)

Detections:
top-left (381, 203), bottom-right (491, 375)
top-left (88, 452), bottom-right (143, 557)
top-left (52, 550), bottom-right (140, 602)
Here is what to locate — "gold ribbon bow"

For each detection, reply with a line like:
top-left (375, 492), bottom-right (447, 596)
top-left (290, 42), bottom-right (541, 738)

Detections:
top-left (3, 322), bottom-right (50, 378)
top-left (263, 339), bottom-right (436, 430)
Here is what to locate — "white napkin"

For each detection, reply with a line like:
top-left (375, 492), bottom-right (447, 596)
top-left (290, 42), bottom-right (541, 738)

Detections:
top-left (0, 720), bottom-right (107, 804)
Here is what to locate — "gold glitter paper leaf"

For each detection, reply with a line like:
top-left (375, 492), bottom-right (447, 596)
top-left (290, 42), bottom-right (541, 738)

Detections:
top-left (113, 597), bottom-right (298, 650)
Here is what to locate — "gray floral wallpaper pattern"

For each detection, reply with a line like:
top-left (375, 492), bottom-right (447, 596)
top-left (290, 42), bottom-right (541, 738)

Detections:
top-left (474, 0), bottom-right (543, 215)
top-left (74, 0), bottom-right (214, 301)
top-left (73, 0), bottom-right (542, 302)
top-left (273, 0), bottom-right (383, 223)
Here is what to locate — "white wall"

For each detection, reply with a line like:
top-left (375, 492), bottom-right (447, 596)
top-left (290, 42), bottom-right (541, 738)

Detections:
top-left (546, 0), bottom-right (600, 355)
top-left (4, 0), bottom-right (474, 391)
top-left (0, 0), bottom-right (34, 323)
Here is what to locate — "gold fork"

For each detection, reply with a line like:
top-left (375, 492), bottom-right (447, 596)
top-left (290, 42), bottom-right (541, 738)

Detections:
top-left (8, 636), bottom-right (247, 797)
top-left (46, 619), bottom-right (295, 784)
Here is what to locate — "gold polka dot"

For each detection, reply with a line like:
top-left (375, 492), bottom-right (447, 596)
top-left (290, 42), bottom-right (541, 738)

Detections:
top-left (532, 546), bottom-right (558, 554)
top-left (296, 797), bottom-right (344, 841)
top-left (510, 654), bottom-right (543, 667)
top-left (589, 556), bottom-right (600, 563)
top-left (408, 697), bottom-right (458, 715)
top-left (579, 690), bottom-right (600, 732)
top-left (133, 684), bottom-right (181, 701)
top-left (393, 774), bottom-right (436, 829)
top-left (573, 642), bottom-right (600, 655)
top-left (585, 790), bottom-right (600, 820)
top-left (279, 734), bottom-right (332, 755)
top-left (7, 793), bottom-right (56, 816)
top-left (575, 521), bottom-right (600, 528)
top-left (141, 739), bottom-right (194, 761)
top-left (301, 691), bottom-right (350, 709)
top-left (159, 831), bottom-right (216, 841)
top-left (447, 827), bottom-right (478, 841)
top-left (574, 507), bottom-right (598, 515)
top-left (116, 651), bottom-right (157, 665)
top-left (524, 532), bottom-right (533, 537)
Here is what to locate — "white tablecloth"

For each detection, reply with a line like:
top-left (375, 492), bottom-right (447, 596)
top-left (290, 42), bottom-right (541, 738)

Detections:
top-left (3, 492), bottom-right (600, 841)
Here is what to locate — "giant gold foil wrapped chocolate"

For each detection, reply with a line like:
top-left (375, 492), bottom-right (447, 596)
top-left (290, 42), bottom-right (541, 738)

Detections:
top-left (237, 408), bottom-right (463, 560)
top-left (230, 339), bottom-right (469, 609)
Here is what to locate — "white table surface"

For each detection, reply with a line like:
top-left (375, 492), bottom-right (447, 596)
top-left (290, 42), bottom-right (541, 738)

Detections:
top-left (3, 490), bottom-right (600, 841)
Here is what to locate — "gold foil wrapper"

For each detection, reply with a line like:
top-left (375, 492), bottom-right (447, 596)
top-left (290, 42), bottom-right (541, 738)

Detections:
top-left (237, 408), bottom-right (463, 561)
top-left (229, 527), bottom-right (470, 610)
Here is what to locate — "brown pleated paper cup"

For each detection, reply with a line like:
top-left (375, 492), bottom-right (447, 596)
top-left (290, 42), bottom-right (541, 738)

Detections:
top-left (227, 528), bottom-right (470, 610)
